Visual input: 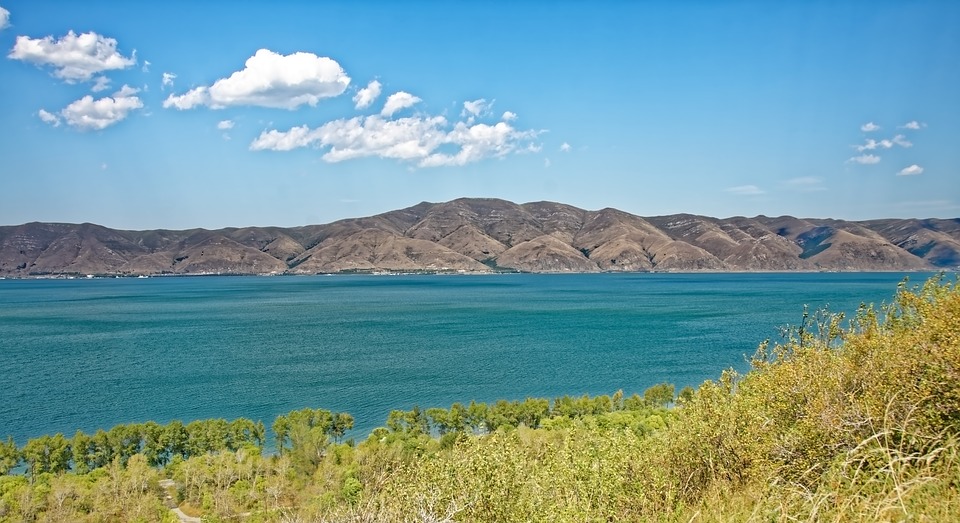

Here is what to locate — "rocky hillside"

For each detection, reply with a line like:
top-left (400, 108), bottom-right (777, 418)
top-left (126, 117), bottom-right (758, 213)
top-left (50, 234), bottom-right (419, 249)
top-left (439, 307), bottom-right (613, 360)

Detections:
top-left (1, 198), bottom-right (957, 276)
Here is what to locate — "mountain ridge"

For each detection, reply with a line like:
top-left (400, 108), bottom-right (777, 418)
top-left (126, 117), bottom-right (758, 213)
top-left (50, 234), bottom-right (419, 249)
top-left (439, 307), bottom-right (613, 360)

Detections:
top-left (2, 198), bottom-right (958, 276)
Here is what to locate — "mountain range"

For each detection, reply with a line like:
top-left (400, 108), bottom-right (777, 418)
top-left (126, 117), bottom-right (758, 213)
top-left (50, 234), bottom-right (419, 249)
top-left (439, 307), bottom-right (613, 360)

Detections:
top-left (1, 198), bottom-right (958, 277)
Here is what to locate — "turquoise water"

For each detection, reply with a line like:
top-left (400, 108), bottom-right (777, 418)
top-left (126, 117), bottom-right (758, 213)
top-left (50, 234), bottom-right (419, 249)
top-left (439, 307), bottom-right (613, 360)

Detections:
top-left (0, 272), bottom-right (937, 443)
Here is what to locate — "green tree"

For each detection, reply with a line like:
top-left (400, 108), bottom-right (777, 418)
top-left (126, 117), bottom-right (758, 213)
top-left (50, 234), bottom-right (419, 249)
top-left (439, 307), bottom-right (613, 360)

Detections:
top-left (161, 420), bottom-right (189, 460)
top-left (272, 415), bottom-right (291, 456)
top-left (22, 434), bottom-right (71, 476)
top-left (643, 383), bottom-right (675, 407)
top-left (71, 431), bottom-right (93, 474)
top-left (331, 413), bottom-right (354, 444)
top-left (0, 436), bottom-right (19, 475)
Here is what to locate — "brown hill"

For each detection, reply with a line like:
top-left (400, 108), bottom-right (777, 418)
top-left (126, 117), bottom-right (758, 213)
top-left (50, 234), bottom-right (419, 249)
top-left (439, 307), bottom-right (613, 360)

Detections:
top-left (1, 198), bottom-right (956, 277)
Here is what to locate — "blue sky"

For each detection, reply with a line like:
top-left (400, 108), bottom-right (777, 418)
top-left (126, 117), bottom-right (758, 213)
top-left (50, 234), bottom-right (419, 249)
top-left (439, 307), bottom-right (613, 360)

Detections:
top-left (1, 1), bottom-right (957, 230)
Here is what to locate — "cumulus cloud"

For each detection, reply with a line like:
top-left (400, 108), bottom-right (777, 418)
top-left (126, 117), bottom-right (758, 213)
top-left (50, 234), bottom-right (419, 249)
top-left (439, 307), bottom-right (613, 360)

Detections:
top-left (251, 112), bottom-right (541, 168)
top-left (899, 120), bottom-right (925, 130)
top-left (860, 122), bottom-right (881, 132)
top-left (8, 30), bottom-right (135, 83)
top-left (217, 119), bottom-right (234, 130)
top-left (560, 142), bottom-right (572, 152)
top-left (420, 121), bottom-right (539, 167)
top-left (58, 85), bottom-right (143, 130)
top-left (38, 108), bottom-right (61, 127)
top-left (161, 72), bottom-right (176, 89)
top-left (380, 91), bottom-right (421, 117)
top-left (163, 49), bottom-right (350, 110)
top-left (897, 164), bottom-right (924, 176)
top-left (0, 6), bottom-right (10, 30)
top-left (724, 185), bottom-right (765, 196)
top-left (848, 154), bottom-right (881, 165)
top-left (502, 111), bottom-right (517, 122)
top-left (353, 80), bottom-right (382, 110)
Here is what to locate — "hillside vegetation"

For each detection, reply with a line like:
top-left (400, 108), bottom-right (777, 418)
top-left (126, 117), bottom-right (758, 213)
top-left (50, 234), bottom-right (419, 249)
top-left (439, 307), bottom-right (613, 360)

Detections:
top-left (1, 275), bottom-right (958, 521)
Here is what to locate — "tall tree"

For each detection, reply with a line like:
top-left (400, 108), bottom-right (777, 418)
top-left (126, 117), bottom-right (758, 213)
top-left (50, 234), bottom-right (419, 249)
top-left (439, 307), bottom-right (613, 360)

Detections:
top-left (0, 436), bottom-right (19, 475)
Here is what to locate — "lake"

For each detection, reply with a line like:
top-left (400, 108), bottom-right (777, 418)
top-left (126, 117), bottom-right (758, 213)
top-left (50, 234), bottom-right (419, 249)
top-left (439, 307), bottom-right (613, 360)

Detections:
top-left (0, 272), bottom-right (939, 443)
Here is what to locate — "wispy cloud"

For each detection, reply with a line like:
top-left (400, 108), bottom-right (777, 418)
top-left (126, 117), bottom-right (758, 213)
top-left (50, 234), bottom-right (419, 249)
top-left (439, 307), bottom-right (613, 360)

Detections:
top-left (0, 6), bottom-right (10, 30)
top-left (164, 49), bottom-right (350, 110)
top-left (161, 72), bottom-right (176, 89)
top-left (891, 134), bottom-right (912, 148)
top-left (217, 119), bottom-right (234, 130)
top-left (783, 176), bottom-right (826, 192)
top-left (353, 80), bottom-right (382, 110)
top-left (725, 185), bottom-right (765, 196)
top-left (860, 122), bottom-right (881, 132)
top-left (37, 108), bottom-right (61, 127)
top-left (899, 120), bottom-right (925, 130)
top-left (91, 75), bottom-right (111, 92)
top-left (462, 98), bottom-right (493, 118)
top-left (560, 142), bottom-right (571, 153)
top-left (9, 30), bottom-right (135, 83)
top-left (848, 154), bottom-right (880, 165)
top-left (897, 164), bottom-right (923, 176)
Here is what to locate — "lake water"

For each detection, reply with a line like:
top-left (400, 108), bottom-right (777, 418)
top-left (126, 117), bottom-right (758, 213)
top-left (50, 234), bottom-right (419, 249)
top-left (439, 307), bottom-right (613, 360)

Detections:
top-left (0, 272), bottom-right (939, 443)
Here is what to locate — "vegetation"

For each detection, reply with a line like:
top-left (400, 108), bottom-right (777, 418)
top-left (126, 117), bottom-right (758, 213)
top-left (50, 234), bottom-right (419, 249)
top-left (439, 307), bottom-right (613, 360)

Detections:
top-left (1, 276), bottom-right (958, 521)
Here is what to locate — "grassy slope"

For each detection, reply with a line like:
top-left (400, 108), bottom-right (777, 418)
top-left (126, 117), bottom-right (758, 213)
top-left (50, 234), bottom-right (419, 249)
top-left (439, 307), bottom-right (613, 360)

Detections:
top-left (1, 276), bottom-right (958, 522)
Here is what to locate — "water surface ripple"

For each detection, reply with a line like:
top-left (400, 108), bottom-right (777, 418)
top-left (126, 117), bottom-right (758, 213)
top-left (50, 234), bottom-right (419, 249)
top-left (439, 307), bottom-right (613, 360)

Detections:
top-left (0, 272), bottom-right (932, 442)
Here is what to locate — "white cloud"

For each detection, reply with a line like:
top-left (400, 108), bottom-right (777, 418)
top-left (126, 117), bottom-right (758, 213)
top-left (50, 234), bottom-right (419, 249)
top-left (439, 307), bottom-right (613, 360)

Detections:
top-left (544, 158), bottom-right (551, 168)
top-left (60, 85), bottom-right (143, 130)
top-left (897, 164), bottom-right (923, 176)
top-left (250, 124), bottom-right (317, 152)
top-left (856, 139), bottom-right (890, 151)
top-left (251, 113), bottom-right (541, 168)
top-left (141, 60), bottom-right (150, 73)
top-left (560, 142), bottom-right (572, 152)
top-left (161, 72), bottom-right (176, 89)
top-left (855, 134), bottom-right (914, 151)
top-left (420, 121), bottom-right (539, 167)
top-left (91, 75), bottom-right (111, 92)
top-left (462, 98), bottom-right (493, 118)
top-left (163, 49), bottom-right (350, 110)
top-left (38, 109), bottom-right (61, 127)
top-left (724, 185), bottom-right (765, 196)
top-left (891, 134), bottom-right (912, 148)
top-left (217, 119), bottom-right (234, 130)
top-left (899, 120), bottom-right (925, 130)
top-left (8, 30), bottom-right (135, 83)
top-left (0, 6), bottom-right (10, 30)
top-left (860, 122), bottom-right (881, 132)
top-left (381, 91), bottom-right (421, 117)
top-left (848, 154), bottom-right (881, 164)
top-left (353, 80), bottom-right (382, 109)
top-left (163, 86), bottom-right (208, 109)
top-left (502, 111), bottom-right (517, 122)
top-left (783, 176), bottom-right (826, 191)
